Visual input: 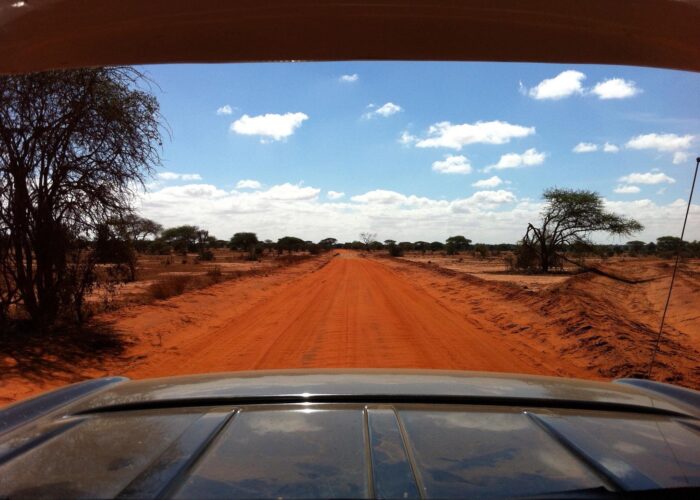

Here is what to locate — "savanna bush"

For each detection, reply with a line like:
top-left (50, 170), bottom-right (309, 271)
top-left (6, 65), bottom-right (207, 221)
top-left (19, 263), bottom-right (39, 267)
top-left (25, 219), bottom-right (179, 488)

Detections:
top-left (205, 266), bottom-right (223, 283)
top-left (199, 250), bottom-right (215, 261)
top-left (147, 275), bottom-right (192, 300)
top-left (388, 244), bottom-right (404, 257)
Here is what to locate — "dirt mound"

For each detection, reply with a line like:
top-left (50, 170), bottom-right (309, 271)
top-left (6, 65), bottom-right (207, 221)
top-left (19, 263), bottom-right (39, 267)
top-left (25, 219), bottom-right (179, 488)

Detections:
top-left (523, 270), bottom-right (700, 386)
top-left (392, 256), bottom-right (526, 296)
top-left (386, 255), bottom-right (700, 388)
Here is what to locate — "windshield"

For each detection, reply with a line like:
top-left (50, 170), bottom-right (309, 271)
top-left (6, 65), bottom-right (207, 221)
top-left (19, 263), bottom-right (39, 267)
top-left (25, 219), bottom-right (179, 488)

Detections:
top-left (1, 62), bottom-right (698, 405)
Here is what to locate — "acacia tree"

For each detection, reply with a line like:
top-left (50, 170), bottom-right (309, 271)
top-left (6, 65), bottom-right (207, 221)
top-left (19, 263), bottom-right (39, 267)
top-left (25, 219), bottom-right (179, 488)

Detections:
top-left (522, 188), bottom-right (643, 272)
top-left (656, 236), bottom-right (685, 257)
top-left (114, 215), bottom-right (162, 253)
top-left (120, 215), bottom-right (162, 243)
top-left (276, 236), bottom-right (305, 254)
top-left (0, 68), bottom-right (162, 328)
top-left (445, 235), bottom-right (472, 255)
top-left (318, 237), bottom-right (337, 250)
top-left (626, 240), bottom-right (646, 256)
top-left (159, 225), bottom-right (199, 256)
top-left (430, 241), bottom-right (445, 253)
top-left (360, 232), bottom-right (377, 251)
top-left (261, 239), bottom-right (275, 254)
top-left (414, 241), bottom-right (429, 255)
top-left (93, 215), bottom-right (163, 280)
top-left (230, 232), bottom-right (259, 260)
top-left (94, 222), bottom-right (138, 282)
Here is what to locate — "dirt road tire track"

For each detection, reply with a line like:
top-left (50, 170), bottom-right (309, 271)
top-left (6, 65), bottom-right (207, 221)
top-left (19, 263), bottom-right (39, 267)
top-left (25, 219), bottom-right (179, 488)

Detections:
top-left (121, 252), bottom-right (539, 378)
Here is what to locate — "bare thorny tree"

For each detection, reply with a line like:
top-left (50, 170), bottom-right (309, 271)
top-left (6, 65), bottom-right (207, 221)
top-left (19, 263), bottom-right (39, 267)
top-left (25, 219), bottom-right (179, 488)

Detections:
top-left (360, 232), bottom-right (377, 251)
top-left (521, 188), bottom-right (643, 272)
top-left (0, 68), bottom-right (162, 329)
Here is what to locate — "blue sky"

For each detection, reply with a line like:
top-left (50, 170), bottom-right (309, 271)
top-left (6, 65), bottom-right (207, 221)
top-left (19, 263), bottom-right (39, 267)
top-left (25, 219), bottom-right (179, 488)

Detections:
top-left (137, 62), bottom-right (700, 243)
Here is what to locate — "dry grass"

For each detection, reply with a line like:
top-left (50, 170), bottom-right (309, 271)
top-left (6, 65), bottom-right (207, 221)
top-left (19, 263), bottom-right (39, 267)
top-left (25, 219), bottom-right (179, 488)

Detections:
top-left (274, 254), bottom-right (315, 266)
top-left (145, 267), bottom-right (225, 301)
top-left (147, 274), bottom-right (193, 300)
top-left (133, 249), bottom-right (270, 281)
top-left (396, 251), bottom-right (572, 291)
top-left (133, 254), bottom-right (317, 304)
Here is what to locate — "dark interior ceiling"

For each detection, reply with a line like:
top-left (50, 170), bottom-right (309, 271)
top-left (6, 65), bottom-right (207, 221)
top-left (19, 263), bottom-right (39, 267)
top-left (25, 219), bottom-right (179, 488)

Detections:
top-left (1, 0), bottom-right (699, 74)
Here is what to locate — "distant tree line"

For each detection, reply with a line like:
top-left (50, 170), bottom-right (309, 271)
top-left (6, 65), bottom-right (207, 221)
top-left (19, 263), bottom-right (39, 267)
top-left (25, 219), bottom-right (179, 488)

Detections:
top-left (124, 227), bottom-right (338, 261)
top-left (364, 189), bottom-right (698, 273)
top-left (340, 233), bottom-right (513, 257)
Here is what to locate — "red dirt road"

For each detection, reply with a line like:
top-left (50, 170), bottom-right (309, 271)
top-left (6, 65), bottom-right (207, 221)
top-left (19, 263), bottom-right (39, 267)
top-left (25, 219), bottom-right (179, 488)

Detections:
top-left (10, 250), bottom-right (697, 405)
top-left (124, 252), bottom-right (540, 378)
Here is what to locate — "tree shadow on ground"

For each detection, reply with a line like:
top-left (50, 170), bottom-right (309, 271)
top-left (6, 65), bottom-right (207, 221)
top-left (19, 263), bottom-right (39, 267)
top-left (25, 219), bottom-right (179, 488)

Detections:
top-left (0, 320), bottom-right (133, 387)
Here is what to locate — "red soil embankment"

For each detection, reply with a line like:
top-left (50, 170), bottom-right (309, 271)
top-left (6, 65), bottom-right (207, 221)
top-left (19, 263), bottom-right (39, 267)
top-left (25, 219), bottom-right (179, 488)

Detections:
top-left (383, 256), bottom-right (700, 387)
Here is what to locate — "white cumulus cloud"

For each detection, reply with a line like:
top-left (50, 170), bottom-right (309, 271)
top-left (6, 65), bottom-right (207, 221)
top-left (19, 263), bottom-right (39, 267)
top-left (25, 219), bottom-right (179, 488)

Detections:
top-left (399, 131), bottom-right (417, 146)
top-left (573, 142), bottom-right (598, 153)
top-left (452, 190), bottom-right (517, 211)
top-left (375, 102), bottom-right (402, 117)
top-left (603, 142), bottom-right (620, 153)
top-left (216, 104), bottom-right (233, 115)
top-left (591, 78), bottom-right (640, 99)
top-left (415, 120), bottom-right (535, 150)
top-left (432, 155), bottom-right (472, 174)
top-left (485, 148), bottom-right (546, 171)
top-left (364, 102), bottom-right (402, 119)
top-left (626, 133), bottom-right (694, 152)
top-left (351, 190), bottom-right (408, 205)
top-left (524, 71), bottom-right (640, 101)
top-left (339, 74), bottom-right (359, 83)
top-left (472, 176), bottom-right (504, 188)
top-left (673, 151), bottom-right (690, 165)
top-left (525, 70), bottom-right (586, 100)
top-left (149, 183), bottom-right (228, 199)
top-left (137, 182), bottom-right (700, 243)
top-left (157, 172), bottom-right (202, 181)
top-left (327, 190), bottom-right (345, 200)
top-left (619, 171), bottom-right (676, 185)
top-left (261, 183), bottom-right (320, 200)
top-left (469, 190), bottom-right (517, 205)
top-left (614, 185), bottom-right (641, 194)
top-left (231, 112), bottom-right (309, 141)
top-left (236, 179), bottom-right (262, 190)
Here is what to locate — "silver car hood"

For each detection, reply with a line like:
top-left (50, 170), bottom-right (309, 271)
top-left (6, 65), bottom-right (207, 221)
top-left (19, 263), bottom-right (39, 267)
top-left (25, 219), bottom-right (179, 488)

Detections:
top-left (1, 370), bottom-right (699, 498)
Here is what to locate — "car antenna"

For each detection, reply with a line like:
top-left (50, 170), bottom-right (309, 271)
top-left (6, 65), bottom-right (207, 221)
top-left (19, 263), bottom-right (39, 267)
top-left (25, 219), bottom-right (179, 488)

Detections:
top-left (646, 156), bottom-right (699, 379)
